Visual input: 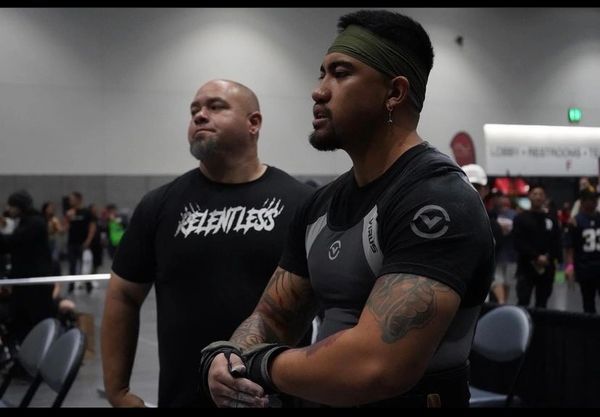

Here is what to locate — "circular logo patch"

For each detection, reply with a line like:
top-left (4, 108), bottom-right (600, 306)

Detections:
top-left (328, 240), bottom-right (341, 260)
top-left (410, 205), bottom-right (450, 239)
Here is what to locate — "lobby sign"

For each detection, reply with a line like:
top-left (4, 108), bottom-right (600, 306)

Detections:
top-left (484, 124), bottom-right (600, 177)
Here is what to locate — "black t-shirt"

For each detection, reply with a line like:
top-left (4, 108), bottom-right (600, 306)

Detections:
top-left (565, 211), bottom-right (600, 276)
top-left (112, 166), bottom-right (313, 407)
top-left (67, 208), bottom-right (92, 245)
top-left (279, 142), bottom-right (494, 406)
top-left (513, 209), bottom-right (563, 273)
top-left (0, 213), bottom-right (55, 342)
top-left (0, 213), bottom-right (53, 278)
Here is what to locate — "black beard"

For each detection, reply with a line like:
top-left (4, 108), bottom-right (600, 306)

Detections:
top-left (190, 139), bottom-right (217, 161)
top-left (308, 130), bottom-right (341, 152)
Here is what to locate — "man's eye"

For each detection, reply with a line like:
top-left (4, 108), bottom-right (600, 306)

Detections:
top-left (334, 71), bottom-right (349, 78)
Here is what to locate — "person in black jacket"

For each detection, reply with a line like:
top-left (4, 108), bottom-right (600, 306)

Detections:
top-left (513, 184), bottom-right (563, 308)
top-left (0, 190), bottom-right (55, 342)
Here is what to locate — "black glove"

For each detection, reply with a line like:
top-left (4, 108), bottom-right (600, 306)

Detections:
top-left (242, 343), bottom-right (289, 394)
top-left (199, 341), bottom-right (244, 397)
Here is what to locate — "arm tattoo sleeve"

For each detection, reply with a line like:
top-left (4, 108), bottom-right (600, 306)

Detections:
top-left (366, 274), bottom-right (451, 344)
top-left (230, 268), bottom-right (318, 349)
top-left (230, 312), bottom-right (279, 350)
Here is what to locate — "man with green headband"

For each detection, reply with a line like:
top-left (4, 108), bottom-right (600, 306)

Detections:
top-left (201, 10), bottom-right (494, 408)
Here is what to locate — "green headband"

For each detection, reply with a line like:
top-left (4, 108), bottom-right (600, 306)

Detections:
top-left (327, 24), bottom-right (428, 112)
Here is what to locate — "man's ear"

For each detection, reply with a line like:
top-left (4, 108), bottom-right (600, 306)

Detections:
top-left (386, 75), bottom-right (410, 109)
top-left (248, 111), bottom-right (262, 135)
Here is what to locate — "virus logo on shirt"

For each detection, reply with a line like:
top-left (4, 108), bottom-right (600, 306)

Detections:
top-left (410, 205), bottom-right (450, 239)
top-left (328, 240), bottom-right (341, 260)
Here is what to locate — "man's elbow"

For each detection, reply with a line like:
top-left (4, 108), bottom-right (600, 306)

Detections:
top-left (330, 357), bottom-right (424, 406)
top-left (367, 359), bottom-right (424, 400)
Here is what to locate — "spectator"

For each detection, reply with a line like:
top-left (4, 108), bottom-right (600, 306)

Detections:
top-left (0, 190), bottom-right (55, 342)
top-left (565, 189), bottom-right (600, 313)
top-left (42, 201), bottom-right (65, 276)
top-left (513, 184), bottom-right (563, 308)
top-left (462, 164), bottom-right (506, 303)
top-left (105, 204), bottom-right (128, 259)
top-left (64, 192), bottom-right (96, 293)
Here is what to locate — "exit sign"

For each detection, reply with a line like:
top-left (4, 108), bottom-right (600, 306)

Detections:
top-left (568, 107), bottom-right (582, 123)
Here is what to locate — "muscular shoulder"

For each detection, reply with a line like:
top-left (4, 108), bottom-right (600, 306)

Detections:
top-left (382, 168), bottom-right (483, 228)
top-left (129, 169), bottom-right (198, 224)
top-left (139, 169), bottom-right (196, 206)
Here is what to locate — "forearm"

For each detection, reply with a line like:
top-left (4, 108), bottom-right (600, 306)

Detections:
top-left (101, 296), bottom-right (141, 403)
top-left (270, 328), bottom-right (418, 406)
top-left (230, 308), bottom-right (313, 349)
top-left (230, 312), bottom-right (281, 349)
top-left (230, 267), bottom-right (318, 349)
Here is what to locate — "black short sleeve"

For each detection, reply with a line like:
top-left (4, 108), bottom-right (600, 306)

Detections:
top-left (278, 195), bottom-right (312, 278)
top-left (379, 172), bottom-right (494, 302)
top-left (111, 190), bottom-right (160, 283)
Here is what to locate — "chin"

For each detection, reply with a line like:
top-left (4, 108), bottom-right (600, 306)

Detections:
top-left (190, 140), bottom-right (217, 161)
top-left (309, 130), bottom-right (341, 152)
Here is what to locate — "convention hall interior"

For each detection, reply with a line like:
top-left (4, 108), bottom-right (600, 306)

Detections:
top-left (0, 8), bottom-right (599, 408)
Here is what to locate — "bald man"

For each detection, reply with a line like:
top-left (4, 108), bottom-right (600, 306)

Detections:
top-left (101, 80), bottom-right (313, 407)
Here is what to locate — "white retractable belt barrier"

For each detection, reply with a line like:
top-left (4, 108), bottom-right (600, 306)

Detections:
top-left (0, 274), bottom-right (110, 285)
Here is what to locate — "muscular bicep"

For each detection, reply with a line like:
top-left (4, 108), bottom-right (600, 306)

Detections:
top-left (106, 271), bottom-right (152, 309)
top-left (231, 267), bottom-right (319, 348)
top-left (360, 273), bottom-right (460, 377)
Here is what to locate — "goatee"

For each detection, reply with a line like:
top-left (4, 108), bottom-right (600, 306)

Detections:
top-left (190, 139), bottom-right (217, 161)
top-left (309, 131), bottom-right (340, 152)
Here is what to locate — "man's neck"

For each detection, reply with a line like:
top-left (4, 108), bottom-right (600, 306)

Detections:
top-left (348, 129), bottom-right (422, 187)
top-left (199, 155), bottom-right (266, 184)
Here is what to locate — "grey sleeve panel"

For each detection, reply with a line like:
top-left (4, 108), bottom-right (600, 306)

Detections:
top-left (361, 205), bottom-right (383, 277)
top-left (305, 213), bottom-right (328, 257)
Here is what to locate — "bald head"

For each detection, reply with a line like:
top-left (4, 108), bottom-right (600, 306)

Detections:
top-left (200, 79), bottom-right (260, 114)
top-left (188, 79), bottom-right (263, 163)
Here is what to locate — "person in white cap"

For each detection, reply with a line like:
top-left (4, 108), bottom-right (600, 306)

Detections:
top-left (462, 164), bottom-right (508, 303)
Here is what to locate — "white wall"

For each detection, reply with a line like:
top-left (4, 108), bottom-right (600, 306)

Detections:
top-left (1, 8), bottom-right (599, 176)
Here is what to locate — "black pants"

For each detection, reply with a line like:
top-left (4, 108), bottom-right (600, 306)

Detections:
top-left (67, 243), bottom-right (83, 275)
top-left (578, 275), bottom-right (600, 313)
top-left (67, 244), bottom-right (92, 292)
top-left (516, 267), bottom-right (554, 308)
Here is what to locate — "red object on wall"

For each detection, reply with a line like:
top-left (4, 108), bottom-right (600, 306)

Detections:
top-left (450, 131), bottom-right (476, 166)
top-left (493, 177), bottom-right (530, 196)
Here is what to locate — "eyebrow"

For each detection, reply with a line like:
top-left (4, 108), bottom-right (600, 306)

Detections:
top-left (190, 97), bottom-right (228, 109)
top-left (320, 60), bottom-right (356, 73)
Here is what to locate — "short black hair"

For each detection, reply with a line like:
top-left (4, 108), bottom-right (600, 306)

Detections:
top-left (528, 183), bottom-right (546, 194)
top-left (8, 189), bottom-right (33, 213)
top-left (337, 10), bottom-right (434, 80)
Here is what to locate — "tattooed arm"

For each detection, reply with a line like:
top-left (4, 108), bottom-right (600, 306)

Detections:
top-left (230, 266), bottom-right (320, 349)
top-left (205, 267), bottom-right (318, 407)
top-left (267, 273), bottom-right (460, 406)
